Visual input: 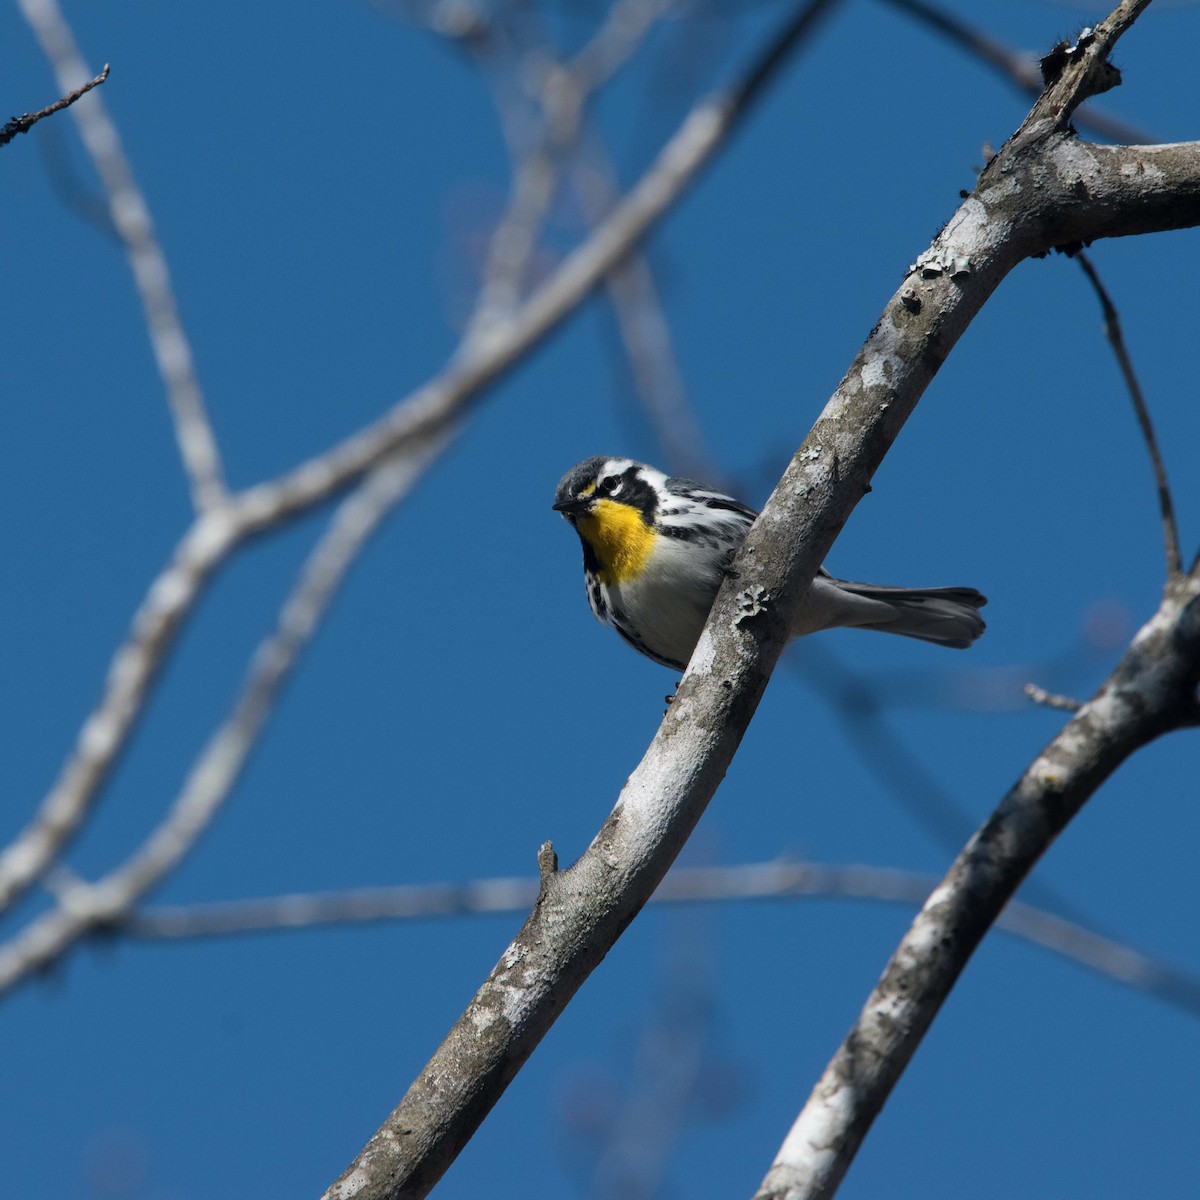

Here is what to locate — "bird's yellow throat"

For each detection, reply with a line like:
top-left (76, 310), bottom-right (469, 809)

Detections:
top-left (576, 498), bottom-right (656, 585)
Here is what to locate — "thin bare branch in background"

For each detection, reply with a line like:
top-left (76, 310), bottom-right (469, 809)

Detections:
top-left (6, 1), bottom-right (1200, 1197)
top-left (467, 0), bottom-right (722, 480)
top-left (0, 511), bottom-right (235, 918)
top-left (603, 250), bottom-right (713, 478)
top-left (462, 0), bottom-right (680, 340)
top-left (124, 858), bottom-right (1200, 1018)
top-left (580, 913), bottom-right (720, 1200)
top-left (878, 0), bottom-right (1153, 144)
top-left (1075, 250), bottom-right (1183, 578)
top-left (0, 437), bottom-right (447, 1000)
top-left (0, 60), bottom-right (107, 147)
top-left (0, 0), bottom-right (836, 929)
top-left (787, 645), bottom-right (1091, 924)
top-left (18, 0), bottom-right (227, 514)
top-left (570, 144), bottom-right (719, 483)
top-left (231, 4), bottom-right (848, 532)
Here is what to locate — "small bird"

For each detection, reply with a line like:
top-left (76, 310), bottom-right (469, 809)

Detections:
top-left (553, 456), bottom-right (986, 670)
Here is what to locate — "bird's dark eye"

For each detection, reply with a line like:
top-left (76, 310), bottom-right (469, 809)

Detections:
top-left (597, 476), bottom-right (620, 496)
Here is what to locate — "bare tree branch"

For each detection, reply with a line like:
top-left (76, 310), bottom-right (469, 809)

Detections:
top-left (0, 0), bottom-right (837, 923)
top-left (0, 438), bottom-right (446, 999)
top-left (460, 0), bottom-right (720, 480)
top-left (0, 511), bottom-right (235, 917)
top-left (755, 574), bottom-right (1200, 1199)
top-left (322, 7), bottom-right (1200, 1198)
top-left (1008, 1), bottom-right (1150, 154)
top-left (749, 8), bottom-right (1200, 1195)
top-left (878, 0), bottom-right (1152, 144)
top-left (0, 61), bottom-right (107, 146)
top-left (1075, 250), bottom-right (1183, 577)
top-left (220, 5), bottom-right (848, 538)
top-left (569, 142), bottom-right (720, 483)
top-left (124, 859), bottom-right (1200, 1018)
top-left (789, 644), bottom-right (1099, 930)
top-left (18, 0), bottom-right (227, 513)
top-left (462, 0), bottom-right (681, 339)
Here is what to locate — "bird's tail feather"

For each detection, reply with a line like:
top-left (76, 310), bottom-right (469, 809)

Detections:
top-left (815, 578), bottom-right (987, 649)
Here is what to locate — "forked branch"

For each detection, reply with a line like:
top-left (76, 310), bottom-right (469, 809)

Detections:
top-left (324, 4), bottom-right (1200, 1198)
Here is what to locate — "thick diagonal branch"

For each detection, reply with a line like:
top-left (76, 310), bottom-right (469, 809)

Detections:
top-left (322, 34), bottom-right (1200, 1200)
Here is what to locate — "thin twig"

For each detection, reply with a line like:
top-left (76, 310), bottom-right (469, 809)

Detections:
top-left (18, 0), bottom-right (227, 513)
top-left (123, 860), bottom-right (1200, 1018)
top-left (1076, 250), bottom-right (1183, 578)
top-left (1023, 682), bottom-right (1082, 712)
top-left (463, 0), bottom-right (679, 340)
top-left (0, 438), bottom-right (447, 999)
top-left (878, 0), bottom-right (1153, 144)
top-left (0, 61), bottom-right (108, 147)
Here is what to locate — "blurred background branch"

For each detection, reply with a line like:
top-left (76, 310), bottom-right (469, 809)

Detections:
top-left (124, 856), bottom-right (1200, 1017)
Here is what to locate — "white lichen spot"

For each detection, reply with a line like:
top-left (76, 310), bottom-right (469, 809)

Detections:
top-left (912, 247), bottom-right (972, 279)
top-left (733, 586), bottom-right (769, 626)
top-left (861, 356), bottom-right (898, 391)
top-left (777, 1076), bottom-right (858, 1166)
top-left (800, 445), bottom-right (822, 462)
top-left (1120, 157), bottom-right (1165, 181)
top-left (689, 626), bottom-right (716, 677)
top-left (1052, 138), bottom-right (1102, 193)
top-left (468, 1005), bottom-right (496, 1034)
top-left (330, 1165), bottom-right (372, 1198)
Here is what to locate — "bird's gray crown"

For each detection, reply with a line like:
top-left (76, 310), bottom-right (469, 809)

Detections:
top-left (554, 456), bottom-right (625, 504)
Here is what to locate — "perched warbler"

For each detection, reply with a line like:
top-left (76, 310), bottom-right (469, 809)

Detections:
top-left (553, 456), bottom-right (986, 670)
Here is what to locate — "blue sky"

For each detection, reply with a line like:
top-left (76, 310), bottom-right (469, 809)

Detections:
top-left (2, 2), bottom-right (1199, 1197)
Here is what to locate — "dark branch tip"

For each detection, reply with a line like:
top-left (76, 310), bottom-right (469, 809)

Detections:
top-left (1039, 41), bottom-right (1073, 87)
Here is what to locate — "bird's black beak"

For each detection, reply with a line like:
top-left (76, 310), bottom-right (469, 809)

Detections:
top-left (552, 497), bottom-right (591, 517)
